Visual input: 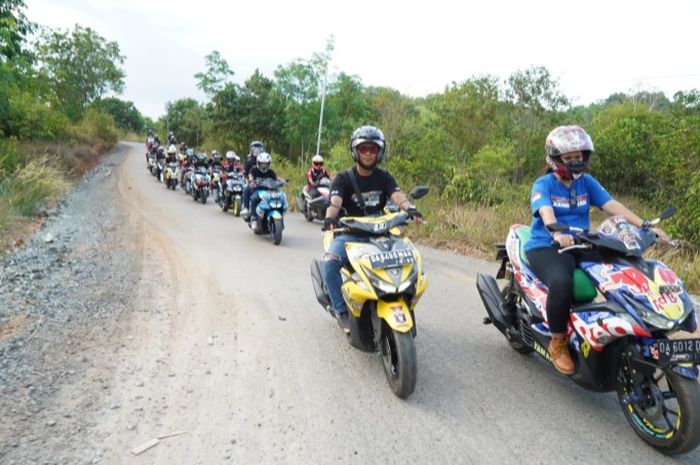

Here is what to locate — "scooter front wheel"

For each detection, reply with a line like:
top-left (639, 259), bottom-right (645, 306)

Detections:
top-left (380, 325), bottom-right (416, 399)
top-left (617, 360), bottom-right (700, 455)
top-left (272, 218), bottom-right (283, 245)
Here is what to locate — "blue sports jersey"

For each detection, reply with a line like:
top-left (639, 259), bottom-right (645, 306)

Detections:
top-left (525, 173), bottom-right (613, 252)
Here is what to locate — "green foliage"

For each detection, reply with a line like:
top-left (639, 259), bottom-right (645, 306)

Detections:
top-left (678, 170), bottom-right (700, 243)
top-left (91, 97), bottom-right (144, 133)
top-left (35, 24), bottom-right (125, 121)
top-left (4, 156), bottom-right (69, 215)
top-left (194, 50), bottom-right (234, 98)
top-left (72, 108), bottom-right (119, 145)
top-left (0, 0), bottom-right (35, 64)
top-left (162, 98), bottom-right (206, 148)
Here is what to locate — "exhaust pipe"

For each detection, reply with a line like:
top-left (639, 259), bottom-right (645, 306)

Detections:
top-left (476, 273), bottom-right (513, 332)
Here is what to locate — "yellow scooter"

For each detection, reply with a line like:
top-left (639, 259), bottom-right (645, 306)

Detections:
top-left (310, 189), bottom-right (428, 398)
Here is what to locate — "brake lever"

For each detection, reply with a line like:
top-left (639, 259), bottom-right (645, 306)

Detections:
top-left (557, 244), bottom-right (592, 254)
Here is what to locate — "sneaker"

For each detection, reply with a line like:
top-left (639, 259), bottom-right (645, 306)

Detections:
top-left (548, 335), bottom-right (575, 375)
top-left (240, 208), bottom-right (249, 218)
top-left (250, 218), bottom-right (258, 231)
top-left (335, 311), bottom-right (350, 334)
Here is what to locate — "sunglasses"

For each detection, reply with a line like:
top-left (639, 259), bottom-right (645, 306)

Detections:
top-left (313, 162), bottom-right (324, 166)
top-left (357, 144), bottom-right (380, 155)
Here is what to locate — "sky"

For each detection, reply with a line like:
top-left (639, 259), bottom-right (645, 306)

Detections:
top-left (25, 0), bottom-right (700, 119)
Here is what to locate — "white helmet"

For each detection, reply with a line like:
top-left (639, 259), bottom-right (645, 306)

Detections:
top-left (257, 152), bottom-right (272, 172)
top-left (312, 154), bottom-right (324, 163)
top-left (225, 150), bottom-right (237, 160)
top-left (167, 144), bottom-right (177, 155)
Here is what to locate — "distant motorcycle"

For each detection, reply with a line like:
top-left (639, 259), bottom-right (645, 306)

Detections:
top-left (298, 177), bottom-right (332, 222)
top-left (164, 162), bottom-right (179, 190)
top-left (476, 206), bottom-right (700, 455)
top-left (210, 167), bottom-right (222, 204)
top-left (219, 171), bottom-right (245, 216)
top-left (191, 166), bottom-right (210, 204)
top-left (247, 178), bottom-right (288, 245)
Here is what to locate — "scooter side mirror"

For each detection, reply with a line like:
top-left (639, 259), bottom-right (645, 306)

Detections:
top-left (658, 206), bottom-right (677, 221)
top-left (409, 186), bottom-right (429, 200)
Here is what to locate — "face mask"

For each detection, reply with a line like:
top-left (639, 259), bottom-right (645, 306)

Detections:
top-left (565, 159), bottom-right (587, 174)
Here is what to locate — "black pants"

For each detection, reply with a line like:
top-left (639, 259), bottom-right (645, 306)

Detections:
top-left (525, 247), bottom-right (576, 334)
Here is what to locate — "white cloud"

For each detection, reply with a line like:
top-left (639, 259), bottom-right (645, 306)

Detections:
top-left (26, 0), bottom-right (700, 118)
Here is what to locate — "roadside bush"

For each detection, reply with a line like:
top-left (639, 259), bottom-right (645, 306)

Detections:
top-left (5, 157), bottom-right (69, 216)
top-left (72, 108), bottom-right (119, 145)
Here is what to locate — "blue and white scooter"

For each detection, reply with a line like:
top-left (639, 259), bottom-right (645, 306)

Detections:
top-left (249, 178), bottom-right (288, 245)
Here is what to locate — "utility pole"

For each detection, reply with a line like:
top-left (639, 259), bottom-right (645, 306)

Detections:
top-left (315, 35), bottom-right (335, 156)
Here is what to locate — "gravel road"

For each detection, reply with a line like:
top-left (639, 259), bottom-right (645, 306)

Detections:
top-left (1, 142), bottom-right (698, 464)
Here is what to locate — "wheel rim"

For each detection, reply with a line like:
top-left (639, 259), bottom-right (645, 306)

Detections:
top-left (381, 332), bottom-right (399, 380)
top-left (619, 364), bottom-right (682, 439)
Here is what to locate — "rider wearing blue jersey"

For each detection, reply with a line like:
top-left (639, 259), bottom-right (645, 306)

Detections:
top-left (525, 125), bottom-right (668, 375)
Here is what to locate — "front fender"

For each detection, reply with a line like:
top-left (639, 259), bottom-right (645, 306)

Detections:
top-left (376, 299), bottom-right (413, 333)
top-left (269, 210), bottom-right (282, 220)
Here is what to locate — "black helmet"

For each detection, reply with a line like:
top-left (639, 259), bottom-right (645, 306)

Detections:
top-left (350, 126), bottom-right (386, 164)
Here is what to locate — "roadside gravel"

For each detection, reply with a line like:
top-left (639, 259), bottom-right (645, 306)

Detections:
top-left (0, 143), bottom-right (143, 464)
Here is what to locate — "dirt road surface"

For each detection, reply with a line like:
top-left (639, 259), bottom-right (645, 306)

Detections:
top-left (3, 143), bottom-right (699, 464)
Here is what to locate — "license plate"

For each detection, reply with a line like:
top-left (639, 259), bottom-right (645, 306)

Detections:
top-left (368, 249), bottom-right (416, 269)
top-left (657, 339), bottom-right (700, 364)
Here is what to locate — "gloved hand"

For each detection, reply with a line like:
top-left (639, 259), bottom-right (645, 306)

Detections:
top-left (323, 217), bottom-right (340, 231)
top-left (406, 208), bottom-right (423, 221)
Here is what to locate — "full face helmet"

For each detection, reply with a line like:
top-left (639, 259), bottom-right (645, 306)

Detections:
top-left (249, 141), bottom-right (264, 156)
top-left (350, 126), bottom-right (386, 168)
top-left (545, 125), bottom-right (594, 180)
top-left (312, 154), bottom-right (324, 171)
top-left (256, 152), bottom-right (272, 172)
top-left (212, 150), bottom-right (221, 162)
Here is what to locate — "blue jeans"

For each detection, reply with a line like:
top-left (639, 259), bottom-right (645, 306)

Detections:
top-left (250, 191), bottom-right (262, 219)
top-left (323, 235), bottom-right (370, 314)
top-left (242, 185), bottom-right (254, 210)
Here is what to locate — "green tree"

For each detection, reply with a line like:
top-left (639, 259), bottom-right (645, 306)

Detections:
top-left (505, 66), bottom-right (570, 182)
top-left (91, 97), bottom-right (144, 133)
top-left (194, 50), bottom-right (234, 98)
top-left (35, 24), bottom-right (125, 121)
top-left (163, 98), bottom-right (206, 148)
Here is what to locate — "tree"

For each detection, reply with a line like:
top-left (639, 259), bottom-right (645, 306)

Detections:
top-left (91, 97), bottom-right (144, 133)
top-left (0, 0), bottom-right (34, 63)
top-left (163, 98), bottom-right (206, 148)
top-left (35, 24), bottom-right (125, 121)
top-left (194, 50), bottom-right (234, 98)
top-left (505, 66), bottom-right (570, 182)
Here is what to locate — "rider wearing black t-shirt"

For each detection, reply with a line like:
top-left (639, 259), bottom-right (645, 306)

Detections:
top-left (246, 152), bottom-right (282, 226)
top-left (322, 126), bottom-right (423, 332)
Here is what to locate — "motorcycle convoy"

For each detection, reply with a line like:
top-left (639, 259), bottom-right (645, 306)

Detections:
top-left (143, 134), bottom-right (700, 455)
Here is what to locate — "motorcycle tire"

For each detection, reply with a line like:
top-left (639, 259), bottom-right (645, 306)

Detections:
top-left (272, 218), bottom-right (283, 245)
top-left (501, 283), bottom-right (533, 354)
top-left (617, 361), bottom-right (700, 455)
top-left (220, 194), bottom-right (228, 212)
top-left (232, 198), bottom-right (241, 217)
top-left (380, 324), bottom-right (417, 399)
top-left (305, 210), bottom-right (314, 222)
top-left (200, 192), bottom-right (207, 204)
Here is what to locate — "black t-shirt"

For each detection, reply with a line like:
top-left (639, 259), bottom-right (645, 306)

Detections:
top-left (244, 156), bottom-right (257, 176)
top-left (330, 167), bottom-right (400, 217)
top-left (249, 166), bottom-right (277, 181)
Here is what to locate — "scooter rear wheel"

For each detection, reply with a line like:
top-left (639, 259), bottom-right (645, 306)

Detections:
top-left (501, 283), bottom-right (533, 354)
